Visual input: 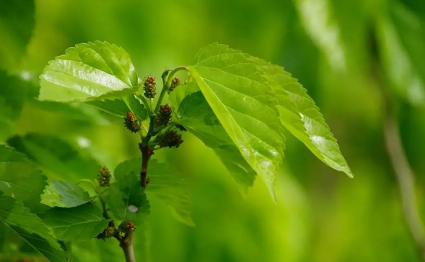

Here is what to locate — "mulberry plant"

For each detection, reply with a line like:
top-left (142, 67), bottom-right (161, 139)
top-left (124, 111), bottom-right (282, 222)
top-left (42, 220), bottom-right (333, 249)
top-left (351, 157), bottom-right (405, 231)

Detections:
top-left (1, 41), bottom-right (353, 262)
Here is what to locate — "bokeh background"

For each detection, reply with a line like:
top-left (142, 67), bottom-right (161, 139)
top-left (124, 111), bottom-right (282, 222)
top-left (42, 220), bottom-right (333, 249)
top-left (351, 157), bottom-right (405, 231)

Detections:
top-left (1, 0), bottom-right (425, 261)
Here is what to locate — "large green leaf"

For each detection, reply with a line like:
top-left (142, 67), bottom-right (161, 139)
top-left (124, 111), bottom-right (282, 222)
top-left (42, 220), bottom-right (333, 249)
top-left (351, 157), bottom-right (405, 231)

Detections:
top-left (188, 44), bottom-right (286, 198)
top-left (8, 134), bottom-right (100, 182)
top-left (115, 158), bottom-right (194, 226)
top-left (39, 41), bottom-right (139, 102)
top-left (0, 0), bottom-right (35, 70)
top-left (175, 90), bottom-right (256, 189)
top-left (0, 195), bottom-right (66, 262)
top-left (41, 180), bottom-right (91, 208)
top-left (0, 70), bottom-right (30, 141)
top-left (40, 203), bottom-right (109, 242)
top-left (107, 172), bottom-right (150, 221)
top-left (88, 95), bottom-right (148, 121)
top-left (0, 145), bottom-right (47, 211)
top-left (258, 63), bottom-right (353, 178)
top-left (376, 2), bottom-right (425, 105)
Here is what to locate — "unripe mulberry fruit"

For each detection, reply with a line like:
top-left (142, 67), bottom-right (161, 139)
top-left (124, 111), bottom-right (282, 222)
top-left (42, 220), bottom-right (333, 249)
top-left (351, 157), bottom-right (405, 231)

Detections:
top-left (168, 77), bottom-right (180, 93)
top-left (157, 130), bottom-right (183, 148)
top-left (155, 104), bottom-right (172, 127)
top-left (143, 75), bottom-right (156, 98)
top-left (124, 112), bottom-right (141, 133)
top-left (98, 166), bottom-right (111, 187)
top-left (119, 221), bottom-right (136, 234)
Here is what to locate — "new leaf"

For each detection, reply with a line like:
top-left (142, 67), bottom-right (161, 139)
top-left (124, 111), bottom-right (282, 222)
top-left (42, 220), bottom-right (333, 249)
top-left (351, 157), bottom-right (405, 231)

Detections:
top-left (39, 41), bottom-right (139, 102)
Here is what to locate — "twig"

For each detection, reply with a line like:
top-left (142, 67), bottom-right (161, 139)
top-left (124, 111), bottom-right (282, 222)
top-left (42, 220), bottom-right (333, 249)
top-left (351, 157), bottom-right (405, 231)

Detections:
top-left (119, 232), bottom-right (136, 262)
top-left (370, 28), bottom-right (425, 259)
top-left (383, 97), bottom-right (425, 260)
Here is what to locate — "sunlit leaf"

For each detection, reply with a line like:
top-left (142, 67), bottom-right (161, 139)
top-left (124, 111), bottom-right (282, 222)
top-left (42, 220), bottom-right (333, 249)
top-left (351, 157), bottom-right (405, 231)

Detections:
top-left (258, 62), bottom-right (353, 178)
top-left (41, 180), bottom-right (91, 208)
top-left (115, 158), bottom-right (194, 226)
top-left (39, 41), bottom-right (139, 102)
top-left (40, 203), bottom-right (109, 241)
top-left (107, 172), bottom-right (150, 221)
top-left (0, 195), bottom-right (66, 262)
top-left (188, 43), bottom-right (286, 198)
top-left (0, 145), bottom-right (47, 211)
top-left (175, 90), bottom-right (256, 189)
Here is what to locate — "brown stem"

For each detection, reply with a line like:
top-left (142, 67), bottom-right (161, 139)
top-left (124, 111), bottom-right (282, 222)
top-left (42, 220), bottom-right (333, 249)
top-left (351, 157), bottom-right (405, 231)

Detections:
top-left (139, 143), bottom-right (152, 188)
top-left (119, 232), bottom-right (136, 262)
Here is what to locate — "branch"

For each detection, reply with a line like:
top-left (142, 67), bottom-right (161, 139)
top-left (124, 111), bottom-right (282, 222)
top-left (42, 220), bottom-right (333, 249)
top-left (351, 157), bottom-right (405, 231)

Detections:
top-left (383, 98), bottom-right (425, 259)
top-left (369, 28), bottom-right (425, 259)
top-left (119, 232), bottom-right (136, 262)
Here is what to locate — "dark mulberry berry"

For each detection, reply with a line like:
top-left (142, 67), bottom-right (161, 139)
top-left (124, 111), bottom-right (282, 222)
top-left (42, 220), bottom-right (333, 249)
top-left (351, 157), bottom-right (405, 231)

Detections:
top-left (124, 112), bottom-right (141, 133)
top-left (168, 77), bottom-right (180, 93)
top-left (155, 104), bottom-right (172, 127)
top-left (143, 75), bottom-right (156, 98)
top-left (98, 166), bottom-right (111, 187)
top-left (157, 130), bottom-right (183, 148)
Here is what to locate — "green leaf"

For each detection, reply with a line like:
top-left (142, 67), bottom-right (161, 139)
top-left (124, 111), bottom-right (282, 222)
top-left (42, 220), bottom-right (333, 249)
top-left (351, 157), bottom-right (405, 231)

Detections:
top-left (258, 63), bottom-right (353, 178)
top-left (0, 145), bottom-right (47, 211)
top-left (376, 2), bottom-right (425, 105)
top-left (87, 99), bottom-right (130, 117)
top-left (188, 43), bottom-right (286, 198)
top-left (8, 134), bottom-right (100, 182)
top-left (88, 95), bottom-right (148, 121)
top-left (115, 158), bottom-right (194, 226)
top-left (0, 70), bottom-right (30, 141)
top-left (39, 41), bottom-right (139, 102)
top-left (0, 0), bottom-right (35, 70)
top-left (40, 203), bottom-right (109, 242)
top-left (175, 90), bottom-right (256, 189)
top-left (293, 0), bottom-right (347, 71)
top-left (0, 195), bottom-right (66, 262)
top-left (107, 172), bottom-right (149, 221)
top-left (41, 180), bottom-right (91, 208)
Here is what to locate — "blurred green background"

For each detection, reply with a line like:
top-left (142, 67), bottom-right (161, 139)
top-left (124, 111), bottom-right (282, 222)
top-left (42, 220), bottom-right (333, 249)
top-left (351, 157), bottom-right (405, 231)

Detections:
top-left (1, 0), bottom-right (425, 261)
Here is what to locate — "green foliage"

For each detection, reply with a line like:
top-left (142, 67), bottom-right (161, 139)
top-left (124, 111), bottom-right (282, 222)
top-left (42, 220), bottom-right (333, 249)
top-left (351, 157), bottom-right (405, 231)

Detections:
top-left (8, 134), bottom-right (100, 181)
top-left (107, 172), bottom-right (150, 222)
top-left (174, 89), bottom-right (256, 189)
top-left (376, 1), bottom-right (425, 105)
top-left (1, 26), bottom-right (353, 261)
top-left (115, 158), bottom-right (194, 226)
top-left (0, 71), bottom-right (29, 140)
top-left (41, 180), bottom-right (91, 208)
top-left (188, 44), bottom-right (286, 198)
top-left (40, 203), bottom-right (109, 242)
top-left (0, 0), bottom-right (35, 70)
top-left (39, 41), bottom-right (139, 102)
top-left (186, 43), bottom-right (352, 197)
top-left (0, 145), bottom-right (47, 211)
top-left (0, 195), bottom-right (66, 262)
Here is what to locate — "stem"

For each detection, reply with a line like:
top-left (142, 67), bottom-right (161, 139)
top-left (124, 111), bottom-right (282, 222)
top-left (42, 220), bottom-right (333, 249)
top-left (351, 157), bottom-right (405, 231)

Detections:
top-left (75, 179), bottom-right (97, 190)
top-left (369, 28), bottom-right (425, 260)
top-left (383, 97), bottom-right (425, 260)
top-left (119, 232), bottom-right (136, 262)
top-left (140, 144), bottom-right (151, 188)
top-left (154, 66), bottom-right (188, 114)
top-left (100, 198), bottom-right (110, 219)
